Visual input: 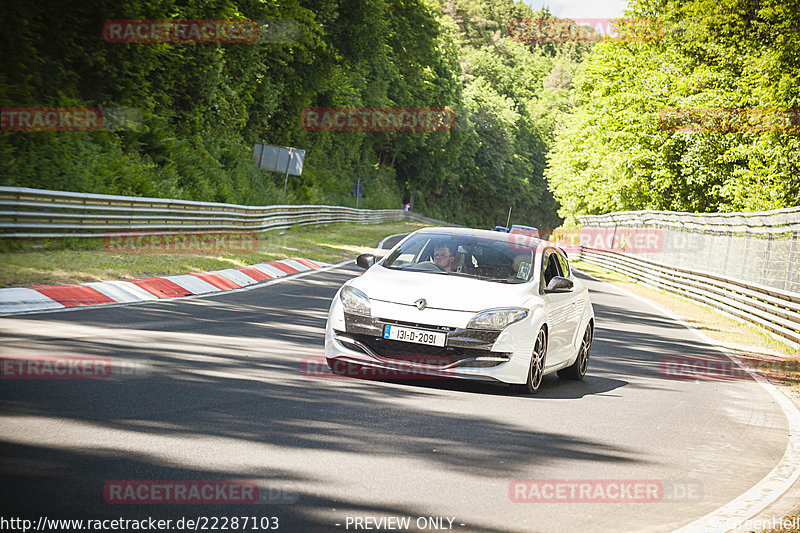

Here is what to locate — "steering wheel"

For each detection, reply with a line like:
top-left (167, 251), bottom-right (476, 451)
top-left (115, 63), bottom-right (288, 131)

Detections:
top-left (410, 261), bottom-right (446, 272)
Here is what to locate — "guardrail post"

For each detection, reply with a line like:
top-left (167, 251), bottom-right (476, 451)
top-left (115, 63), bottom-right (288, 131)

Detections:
top-left (704, 231), bottom-right (714, 272)
top-left (722, 230), bottom-right (732, 279)
top-left (787, 231), bottom-right (798, 292)
top-left (741, 234), bottom-right (751, 279)
top-left (761, 233), bottom-right (773, 287)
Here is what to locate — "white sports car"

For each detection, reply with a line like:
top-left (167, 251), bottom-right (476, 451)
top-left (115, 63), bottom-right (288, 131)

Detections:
top-left (324, 227), bottom-right (594, 393)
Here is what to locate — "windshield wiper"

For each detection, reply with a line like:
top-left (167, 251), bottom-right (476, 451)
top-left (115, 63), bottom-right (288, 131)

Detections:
top-left (446, 271), bottom-right (503, 282)
top-left (443, 271), bottom-right (474, 278)
top-left (452, 272), bottom-right (528, 283)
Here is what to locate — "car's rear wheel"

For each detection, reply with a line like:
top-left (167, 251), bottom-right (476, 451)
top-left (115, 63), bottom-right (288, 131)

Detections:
top-left (558, 323), bottom-right (592, 380)
top-left (512, 328), bottom-right (546, 394)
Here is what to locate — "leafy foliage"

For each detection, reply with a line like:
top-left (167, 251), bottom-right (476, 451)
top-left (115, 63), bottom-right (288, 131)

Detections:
top-left (1, 0), bottom-right (577, 228)
top-left (546, 0), bottom-right (800, 221)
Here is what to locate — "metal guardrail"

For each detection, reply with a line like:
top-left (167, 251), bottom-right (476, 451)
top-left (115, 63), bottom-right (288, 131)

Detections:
top-left (0, 187), bottom-right (453, 238)
top-left (574, 207), bottom-right (800, 347)
top-left (574, 246), bottom-right (800, 348)
top-left (577, 208), bottom-right (800, 293)
top-left (579, 207), bottom-right (800, 235)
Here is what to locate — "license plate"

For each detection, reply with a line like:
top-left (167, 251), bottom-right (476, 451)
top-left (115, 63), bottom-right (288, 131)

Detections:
top-left (383, 325), bottom-right (446, 347)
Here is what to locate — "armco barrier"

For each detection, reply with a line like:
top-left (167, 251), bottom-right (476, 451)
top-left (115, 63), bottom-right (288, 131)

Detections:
top-left (576, 246), bottom-right (800, 347)
top-left (577, 208), bottom-right (800, 293)
top-left (574, 207), bottom-right (800, 347)
top-left (0, 187), bottom-right (453, 238)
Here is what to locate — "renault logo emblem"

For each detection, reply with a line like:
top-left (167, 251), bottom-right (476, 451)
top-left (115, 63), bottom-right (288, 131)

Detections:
top-left (414, 298), bottom-right (427, 310)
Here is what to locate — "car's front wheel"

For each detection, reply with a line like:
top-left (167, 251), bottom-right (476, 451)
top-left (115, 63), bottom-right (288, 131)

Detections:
top-left (558, 323), bottom-right (592, 380)
top-left (512, 328), bottom-right (547, 394)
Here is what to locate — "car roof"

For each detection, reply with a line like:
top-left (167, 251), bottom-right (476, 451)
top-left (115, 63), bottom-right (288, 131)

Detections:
top-left (415, 226), bottom-right (544, 247)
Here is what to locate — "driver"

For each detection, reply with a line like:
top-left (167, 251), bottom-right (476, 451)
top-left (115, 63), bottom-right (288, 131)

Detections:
top-left (433, 242), bottom-right (456, 272)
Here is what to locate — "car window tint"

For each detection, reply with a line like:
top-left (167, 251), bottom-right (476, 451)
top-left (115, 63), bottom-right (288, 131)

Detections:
top-left (542, 251), bottom-right (563, 286)
top-left (382, 232), bottom-right (537, 283)
top-left (386, 237), bottom-right (430, 266)
top-left (556, 252), bottom-right (570, 278)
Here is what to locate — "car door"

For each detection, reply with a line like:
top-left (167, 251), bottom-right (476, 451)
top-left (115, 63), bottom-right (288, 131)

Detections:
top-left (540, 249), bottom-right (574, 368)
top-left (555, 249), bottom-right (584, 350)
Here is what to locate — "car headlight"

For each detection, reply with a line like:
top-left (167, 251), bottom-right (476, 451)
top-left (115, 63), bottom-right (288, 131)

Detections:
top-left (340, 285), bottom-right (371, 315)
top-left (467, 308), bottom-right (528, 330)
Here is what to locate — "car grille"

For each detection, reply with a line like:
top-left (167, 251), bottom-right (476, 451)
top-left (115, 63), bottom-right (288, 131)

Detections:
top-left (379, 318), bottom-right (457, 333)
top-left (339, 312), bottom-right (509, 368)
top-left (340, 332), bottom-right (509, 368)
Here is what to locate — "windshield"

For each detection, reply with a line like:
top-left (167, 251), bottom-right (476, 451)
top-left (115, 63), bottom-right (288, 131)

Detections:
top-left (382, 232), bottom-right (536, 284)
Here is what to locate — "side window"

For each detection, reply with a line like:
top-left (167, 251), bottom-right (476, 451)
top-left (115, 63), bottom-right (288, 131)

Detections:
top-left (556, 251), bottom-right (570, 278)
top-left (542, 251), bottom-right (563, 286)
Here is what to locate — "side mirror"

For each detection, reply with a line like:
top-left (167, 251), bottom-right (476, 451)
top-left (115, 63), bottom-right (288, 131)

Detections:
top-left (356, 253), bottom-right (376, 269)
top-left (544, 276), bottom-right (573, 293)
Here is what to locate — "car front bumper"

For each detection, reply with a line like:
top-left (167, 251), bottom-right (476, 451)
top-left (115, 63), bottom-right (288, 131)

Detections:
top-left (324, 293), bottom-right (539, 384)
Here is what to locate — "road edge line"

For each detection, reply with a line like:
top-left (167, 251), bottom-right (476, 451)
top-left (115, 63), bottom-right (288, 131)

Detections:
top-left (574, 267), bottom-right (800, 533)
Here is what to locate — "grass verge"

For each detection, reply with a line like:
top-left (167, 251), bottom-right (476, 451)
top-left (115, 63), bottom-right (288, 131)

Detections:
top-left (0, 221), bottom-right (427, 288)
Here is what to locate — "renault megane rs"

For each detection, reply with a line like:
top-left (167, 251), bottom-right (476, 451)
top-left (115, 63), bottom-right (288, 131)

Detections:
top-left (324, 227), bottom-right (594, 393)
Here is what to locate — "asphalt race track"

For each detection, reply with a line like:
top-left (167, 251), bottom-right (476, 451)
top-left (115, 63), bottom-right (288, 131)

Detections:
top-left (0, 263), bottom-right (791, 532)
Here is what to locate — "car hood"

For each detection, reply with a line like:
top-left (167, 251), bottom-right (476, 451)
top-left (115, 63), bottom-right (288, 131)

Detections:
top-left (348, 264), bottom-right (535, 313)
